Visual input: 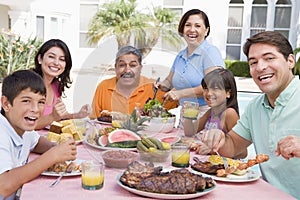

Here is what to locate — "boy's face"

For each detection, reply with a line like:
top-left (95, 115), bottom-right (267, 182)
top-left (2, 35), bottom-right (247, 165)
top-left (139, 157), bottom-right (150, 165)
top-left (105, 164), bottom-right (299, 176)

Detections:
top-left (1, 88), bottom-right (46, 136)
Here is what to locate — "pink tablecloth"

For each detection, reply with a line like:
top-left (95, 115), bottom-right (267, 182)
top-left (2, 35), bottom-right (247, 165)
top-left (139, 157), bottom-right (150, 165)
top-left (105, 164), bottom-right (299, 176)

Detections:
top-left (20, 128), bottom-right (295, 200)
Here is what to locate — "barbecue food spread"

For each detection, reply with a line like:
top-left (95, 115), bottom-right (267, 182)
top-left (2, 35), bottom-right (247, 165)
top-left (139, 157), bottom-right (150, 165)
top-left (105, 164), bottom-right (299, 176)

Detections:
top-left (97, 110), bottom-right (112, 123)
top-left (192, 154), bottom-right (269, 177)
top-left (191, 159), bottom-right (224, 174)
top-left (120, 161), bottom-right (215, 194)
top-left (46, 161), bottom-right (81, 174)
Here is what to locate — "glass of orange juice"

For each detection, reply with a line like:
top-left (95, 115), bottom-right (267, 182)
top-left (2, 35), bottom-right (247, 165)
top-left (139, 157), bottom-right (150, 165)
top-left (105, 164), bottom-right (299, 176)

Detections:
top-left (171, 143), bottom-right (190, 168)
top-left (81, 161), bottom-right (104, 190)
top-left (182, 101), bottom-right (199, 120)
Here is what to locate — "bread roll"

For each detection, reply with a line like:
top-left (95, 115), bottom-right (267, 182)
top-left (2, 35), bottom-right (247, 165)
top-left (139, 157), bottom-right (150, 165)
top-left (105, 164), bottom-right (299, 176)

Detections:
top-left (60, 133), bottom-right (73, 143)
top-left (49, 121), bottom-right (63, 134)
top-left (61, 123), bottom-right (77, 134)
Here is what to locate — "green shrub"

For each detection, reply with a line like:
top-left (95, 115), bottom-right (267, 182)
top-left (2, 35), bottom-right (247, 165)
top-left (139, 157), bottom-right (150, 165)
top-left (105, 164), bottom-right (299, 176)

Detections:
top-left (294, 48), bottom-right (300, 77)
top-left (0, 30), bottom-right (42, 78)
top-left (224, 60), bottom-right (235, 69)
top-left (226, 60), bottom-right (251, 77)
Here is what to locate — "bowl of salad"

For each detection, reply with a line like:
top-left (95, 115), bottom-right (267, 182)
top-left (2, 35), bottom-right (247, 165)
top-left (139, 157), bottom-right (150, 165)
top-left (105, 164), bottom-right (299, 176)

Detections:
top-left (141, 99), bottom-right (175, 133)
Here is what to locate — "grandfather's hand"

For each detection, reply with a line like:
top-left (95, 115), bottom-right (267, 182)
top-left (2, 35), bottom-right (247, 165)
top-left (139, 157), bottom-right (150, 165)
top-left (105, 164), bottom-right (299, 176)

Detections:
top-left (275, 135), bottom-right (300, 160)
top-left (201, 129), bottom-right (226, 152)
top-left (75, 104), bottom-right (91, 119)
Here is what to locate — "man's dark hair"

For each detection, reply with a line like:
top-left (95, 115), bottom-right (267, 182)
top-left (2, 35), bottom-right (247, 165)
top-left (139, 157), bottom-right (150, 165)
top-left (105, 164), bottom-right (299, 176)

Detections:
top-left (115, 46), bottom-right (142, 64)
top-left (243, 31), bottom-right (293, 60)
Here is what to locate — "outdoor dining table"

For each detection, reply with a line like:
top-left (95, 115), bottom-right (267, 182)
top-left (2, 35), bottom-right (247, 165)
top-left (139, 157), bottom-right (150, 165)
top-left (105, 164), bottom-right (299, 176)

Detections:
top-left (20, 127), bottom-right (296, 200)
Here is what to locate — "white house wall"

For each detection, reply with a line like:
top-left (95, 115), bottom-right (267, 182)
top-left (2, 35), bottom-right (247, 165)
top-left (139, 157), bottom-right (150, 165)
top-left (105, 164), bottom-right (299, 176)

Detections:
top-left (1, 0), bottom-right (300, 71)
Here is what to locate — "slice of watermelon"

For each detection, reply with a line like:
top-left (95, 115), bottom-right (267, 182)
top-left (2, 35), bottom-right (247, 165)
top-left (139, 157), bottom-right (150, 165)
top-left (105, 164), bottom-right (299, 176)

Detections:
top-left (160, 136), bottom-right (181, 145)
top-left (98, 135), bottom-right (108, 146)
top-left (108, 129), bottom-right (141, 143)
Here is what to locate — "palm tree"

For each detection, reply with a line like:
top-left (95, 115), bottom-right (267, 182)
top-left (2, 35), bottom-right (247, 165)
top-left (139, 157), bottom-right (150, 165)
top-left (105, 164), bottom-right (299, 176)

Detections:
top-left (87, 0), bottom-right (183, 58)
top-left (134, 6), bottom-right (183, 58)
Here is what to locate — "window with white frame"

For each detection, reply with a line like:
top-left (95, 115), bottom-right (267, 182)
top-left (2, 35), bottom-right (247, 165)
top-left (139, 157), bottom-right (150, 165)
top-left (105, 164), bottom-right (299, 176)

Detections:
top-left (79, 1), bottom-right (100, 48)
top-left (250, 0), bottom-right (267, 36)
top-left (226, 0), bottom-right (293, 61)
top-left (274, 0), bottom-right (291, 39)
top-left (50, 17), bottom-right (58, 38)
top-left (36, 15), bottom-right (68, 42)
top-left (226, 0), bottom-right (244, 60)
top-left (36, 16), bottom-right (44, 40)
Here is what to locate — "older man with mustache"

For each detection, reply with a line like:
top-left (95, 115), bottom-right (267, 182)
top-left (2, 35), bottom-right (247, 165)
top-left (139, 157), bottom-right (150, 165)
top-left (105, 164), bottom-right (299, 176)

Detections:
top-left (90, 46), bottom-right (176, 118)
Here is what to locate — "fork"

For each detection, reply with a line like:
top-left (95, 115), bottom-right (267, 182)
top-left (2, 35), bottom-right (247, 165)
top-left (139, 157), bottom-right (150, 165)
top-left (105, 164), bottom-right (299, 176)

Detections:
top-left (50, 172), bottom-right (66, 187)
top-left (215, 151), bottom-right (229, 170)
top-left (152, 77), bottom-right (160, 100)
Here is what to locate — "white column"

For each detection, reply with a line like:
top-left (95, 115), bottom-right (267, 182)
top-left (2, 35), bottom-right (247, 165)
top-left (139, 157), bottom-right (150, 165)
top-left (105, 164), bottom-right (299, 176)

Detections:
top-left (240, 0), bottom-right (253, 61)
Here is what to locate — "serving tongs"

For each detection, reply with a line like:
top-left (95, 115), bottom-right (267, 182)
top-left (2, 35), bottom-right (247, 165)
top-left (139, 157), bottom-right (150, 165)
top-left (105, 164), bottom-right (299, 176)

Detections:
top-left (216, 151), bottom-right (229, 170)
top-left (152, 77), bottom-right (160, 100)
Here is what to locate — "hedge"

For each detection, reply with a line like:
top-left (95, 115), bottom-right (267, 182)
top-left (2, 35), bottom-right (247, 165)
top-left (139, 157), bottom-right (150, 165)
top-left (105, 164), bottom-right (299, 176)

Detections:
top-left (225, 60), bottom-right (251, 78)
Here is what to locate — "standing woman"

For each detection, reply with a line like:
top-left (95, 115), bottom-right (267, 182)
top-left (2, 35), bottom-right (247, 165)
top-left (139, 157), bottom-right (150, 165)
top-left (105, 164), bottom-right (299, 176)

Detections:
top-left (156, 9), bottom-right (225, 116)
top-left (33, 39), bottom-right (90, 129)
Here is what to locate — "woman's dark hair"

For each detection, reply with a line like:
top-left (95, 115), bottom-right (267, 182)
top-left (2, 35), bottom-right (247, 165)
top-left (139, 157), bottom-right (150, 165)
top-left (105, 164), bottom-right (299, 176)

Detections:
top-left (202, 68), bottom-right (239, 115)
top-left (243, 31), bottom-right (293, 60)
top-left (1, 70), bottom-right (46, 115)
top-left (178, 9), bottom-right (210, 38)
top-left (33, 39), bottom-right (72, 96)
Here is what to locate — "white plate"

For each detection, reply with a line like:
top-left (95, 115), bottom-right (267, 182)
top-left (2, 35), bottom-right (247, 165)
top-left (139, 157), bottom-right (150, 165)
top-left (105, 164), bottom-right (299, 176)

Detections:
top-left (116, 173), bottom-right (216, 199)
top-left (94, 120), bottom-right (112, 125)
top-left (192, 169), bottom-right (260, 183)
top-left (84, 138), bottom-right (136, 151)
top-left (41, 159), bottom-right (84, 177)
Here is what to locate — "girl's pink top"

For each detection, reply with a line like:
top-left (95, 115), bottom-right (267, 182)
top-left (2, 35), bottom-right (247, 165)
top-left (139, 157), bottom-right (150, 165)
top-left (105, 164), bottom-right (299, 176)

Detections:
top-left (43, 81), bottom-right (60, 116)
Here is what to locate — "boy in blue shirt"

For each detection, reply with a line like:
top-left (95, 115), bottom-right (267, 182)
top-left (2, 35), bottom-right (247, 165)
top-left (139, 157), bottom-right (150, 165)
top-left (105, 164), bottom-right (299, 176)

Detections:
top-left (0, 70), bottom-right (77, 200)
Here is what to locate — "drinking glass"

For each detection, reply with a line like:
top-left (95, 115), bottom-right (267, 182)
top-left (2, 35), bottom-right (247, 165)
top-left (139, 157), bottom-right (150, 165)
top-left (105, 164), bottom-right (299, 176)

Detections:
top-left (81, 161), bottom-right (104, 190)
top-left (182, 101), bottom-right (200, 120)
top-left (171, 143), bottom-right (190, 168)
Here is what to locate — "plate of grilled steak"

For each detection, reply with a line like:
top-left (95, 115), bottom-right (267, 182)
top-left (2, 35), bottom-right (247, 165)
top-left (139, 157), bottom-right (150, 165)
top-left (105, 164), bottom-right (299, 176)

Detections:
top-left (117, 161), bottom-right (216, 199)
